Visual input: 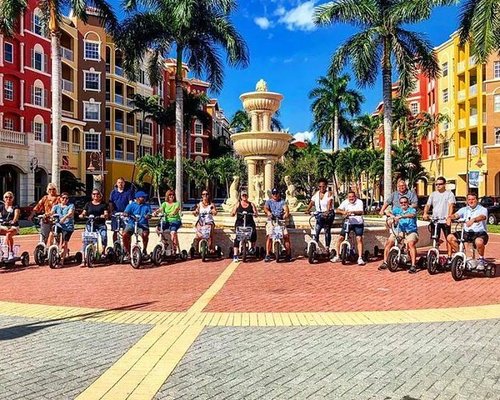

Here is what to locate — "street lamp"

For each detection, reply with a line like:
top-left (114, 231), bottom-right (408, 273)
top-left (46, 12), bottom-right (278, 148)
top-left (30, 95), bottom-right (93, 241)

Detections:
top-left (466, 145), bottom-right (484, 193)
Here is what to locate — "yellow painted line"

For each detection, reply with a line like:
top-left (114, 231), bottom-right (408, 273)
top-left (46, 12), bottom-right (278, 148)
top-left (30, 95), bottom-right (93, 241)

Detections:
top-left (186, 261), bottom-right (240, 314)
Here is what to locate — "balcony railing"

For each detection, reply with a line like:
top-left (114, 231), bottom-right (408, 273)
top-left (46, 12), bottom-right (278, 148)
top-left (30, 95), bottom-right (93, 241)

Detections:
top-left (115, 150), bottom-right (124, 160)
top-left (115, 121), bottom-right (124, 132)
top-left (126, 125), bottom-right (134, 134)
top-left (458, 147), bottom-right (467, 158)
top-left (469, 114), bottom-right (478, 126)
top-left (62, 79), bottom-right (73, 93)
top-left (126, 98), bottom-right (134, 107)
top-left (458, 119), bottom-right (466, 130)
top-left (72, 143), bottom-right (80, 153)
top-left (61, 142), bottom-right (69, 153)
top-left (483, 112), bottom-right (487, 124)
top-left (126, 152), bottom-right (135, 162)
top-left (60, 46), bottom-right (73, 62)
top-left (115, 94), bottom-right (124, 105)
top-left (469, 55), bottom-right (477, 67)
top-left (457, 61), bottom-right (465, 73)
top-left (0, 129), bottom-right (27, 145)
top-left (61, 110), bottom-right (73, 118)
top-left (457, 90), bottom-right (465, 101)
top-left (469, 84), bottom-right (477, 96)
top-left (115, 65), bottom-right (124, 76)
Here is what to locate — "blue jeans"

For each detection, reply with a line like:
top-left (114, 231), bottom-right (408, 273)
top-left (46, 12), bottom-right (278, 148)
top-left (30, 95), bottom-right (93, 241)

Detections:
top-left (86, 223), bottom-right (107, 248)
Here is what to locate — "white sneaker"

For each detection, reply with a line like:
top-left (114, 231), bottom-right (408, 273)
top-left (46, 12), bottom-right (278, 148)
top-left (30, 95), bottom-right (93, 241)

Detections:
top-left (357, 257), bottom-right (366, 266)
top-left (331, 256), bottom-right (339, 263)
top-left (8, 252), bottom-right (15, 260)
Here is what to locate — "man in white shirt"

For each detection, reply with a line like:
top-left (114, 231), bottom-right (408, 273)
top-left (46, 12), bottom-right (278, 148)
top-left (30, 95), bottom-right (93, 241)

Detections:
top-left (332, 191), bottom-right (366, 265)
top-left (446, 193), bottom-right (489, 268)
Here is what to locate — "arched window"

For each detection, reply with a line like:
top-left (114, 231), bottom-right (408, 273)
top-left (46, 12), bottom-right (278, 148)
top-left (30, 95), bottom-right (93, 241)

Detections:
top-left (32, 79), bottom-right (46, 107)
top-left (32, 9), bottom-right (44, 35)
top-left (84, 32), bottom-right (101, 61)
top-left (194, 138), bottom-right (203, 153)
top-left (32, 43), bottom-right (46, 72)
top-left (33, 115), bottom-right (45, 141)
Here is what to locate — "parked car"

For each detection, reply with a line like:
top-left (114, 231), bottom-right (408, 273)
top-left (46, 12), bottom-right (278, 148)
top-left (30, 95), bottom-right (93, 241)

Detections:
top-left (417, 196), bottom-right (429, 211)
top-left (479, 196), bottom-right (500, 208)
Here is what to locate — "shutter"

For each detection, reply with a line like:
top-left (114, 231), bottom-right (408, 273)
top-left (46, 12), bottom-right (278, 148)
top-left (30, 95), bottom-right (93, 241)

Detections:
top-left (31, 48), bottom-right (34, 68)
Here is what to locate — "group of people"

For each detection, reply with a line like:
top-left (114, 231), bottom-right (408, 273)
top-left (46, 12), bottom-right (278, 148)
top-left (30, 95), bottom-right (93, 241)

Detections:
top-left (0, 175), bottom-right (490, 267)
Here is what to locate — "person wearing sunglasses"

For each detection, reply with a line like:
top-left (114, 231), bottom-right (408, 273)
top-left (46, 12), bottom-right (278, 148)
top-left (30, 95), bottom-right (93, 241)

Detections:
top-left (193, 190), bottom-right (217, 253)
top-left (305, 178), bottom-right (334, 251)
top-left (422, 176), bottom-right (456, 261)
top-left (51, 192), bottom-right (75, 264)
top-left (0, 191), bottom-right (20, 260)
top-left (80, 190), bottom-right (109, 252)
top-left (29, 183), bottom-right (60, 245)
top-left (379, 179), bottom-right (417, 216)
top-left (109, 177), bottom-right (134, 242)
top-left (380, 195), bottom-right (419, 273)
top-left (154, 189), bottom-right (182, 254)
top-left (230, 189), bottom-right (258, 261)
top-left (123, 191), bottom-right (153, 260)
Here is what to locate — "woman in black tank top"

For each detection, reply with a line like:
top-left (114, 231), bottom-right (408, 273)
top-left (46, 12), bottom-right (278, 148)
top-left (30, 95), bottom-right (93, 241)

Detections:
top-left (230, 191), bottom-right (258, 260)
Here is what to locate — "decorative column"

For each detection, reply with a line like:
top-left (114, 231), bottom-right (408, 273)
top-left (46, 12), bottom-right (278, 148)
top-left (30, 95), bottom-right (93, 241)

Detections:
top-left (0, 74), bottom-right (3, 106)
top-left (20, 43), bottom-right (24, 73)
top-left (20, 80), bottom-right (25, 110)
top-left (251, 112), bottom-right (258, 132)
top-left (247, 158), bottom-right (256, 202)
top-left (262, 113), bottom-right (270, 132)
top-left (264, 159), bottom-right (274, 198)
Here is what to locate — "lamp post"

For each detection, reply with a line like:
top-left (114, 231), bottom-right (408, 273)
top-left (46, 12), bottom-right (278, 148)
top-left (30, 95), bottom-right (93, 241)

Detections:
top-left (466, 145), bottom-right (484, 194)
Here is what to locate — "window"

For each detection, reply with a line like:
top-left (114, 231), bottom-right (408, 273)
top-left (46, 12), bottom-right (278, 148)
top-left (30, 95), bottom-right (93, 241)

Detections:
top-left (4, 42), bottom-right (13, 63)
top-left (194, 121), bottom-right (203, 135)
top-left (85, 130), bottom-right (100, 150)
top-left (84, 101), bottom-right (101, 121)
top-left (410, 102), bottom-right (419, 116)
top-left (105, 136), bottom-right (111, 159)
top-left (442, 88), bottom-right (449, 103)
top-left (4, 80), bottom-right (14, 101)
top-left (32, 12), bottom-right (43, 35)
top-left (32, 50), bottom-right (45, 71)
top-left (115, 137), bottom-right (124, 160)
top-left (84, 71), bottom-right (100, 91)
top-left (33, 122), bottom-right (44, 141)
top-left (442, 141), bottom-right (450, 156)
top-left (195, 138), bottom-right (203, 153)
top-left (138, 145), bottom-right (152, 158)
top-left (4, 118), bottom-right (14, 130)
top-left (126, 140), bottom-right (135, 161)
top-left (496, 128), bottom-right (500, 145)
top-left (442, 62), bottom-right (448, 77)
top-left (32, 86), bottom-right (44, 106)
top-left (84, 41), bottom-right (100, 60)
top-left (495, 94), bottom-right (500, 112)
top-left (494, 61), bottom-right (500, 79)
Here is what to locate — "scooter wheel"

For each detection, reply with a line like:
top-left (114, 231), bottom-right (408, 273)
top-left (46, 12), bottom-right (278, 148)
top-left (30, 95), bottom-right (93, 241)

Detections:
top-left (189, 247), bottom-right (196, 259)
top-left (308, 243), bottom-right (316, 264)
top-left (340, 246), bottom-right (348, 265)
top-left (486, 264), bottom-right (496, 278)
top-left (363, 250), bottom-right (370, 262)
top-left (427, 253), bottom-right (438, 275)
top-left (34, 244), bottom-right (46, 266)
top-left (85, 247), bottom-right (95, 268)
top-left (387, 249), bottom-right (400, 272)
top-left (450, 256), bottom-right (465, 281)
top-left (181, 250), bottom-right (189, 261)
top-left (152, 245), bottom-right (163, 266)
top-left (131, 246), bottom-right (142, 269)
top-left (74, 252), bottom-right (83, 265)
top-left (48, 247), bottom-right (59, 269)
top-left (21, 252), bottom-right (29, 267)
top-left (227, 247), bottom-right (234, 259)
top-left (374, 246), bottom-right (380, 257)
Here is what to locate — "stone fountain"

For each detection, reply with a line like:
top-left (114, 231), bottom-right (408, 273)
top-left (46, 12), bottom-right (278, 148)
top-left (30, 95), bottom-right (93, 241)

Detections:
top-left (231, 79), bottom-right (293, 205)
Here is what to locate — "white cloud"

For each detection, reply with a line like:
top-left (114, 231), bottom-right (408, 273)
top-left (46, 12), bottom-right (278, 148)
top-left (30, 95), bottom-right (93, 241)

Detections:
top-left (278, 1), bottom-right (317, 31)
top-left (283, 57), bottom-right (294, 63)
top-left (293, 131), bottom-right (314, 142)
top-left (274, 6), bottom-right (286, 16)
top-left (254, 16), bottom-right (271, 30)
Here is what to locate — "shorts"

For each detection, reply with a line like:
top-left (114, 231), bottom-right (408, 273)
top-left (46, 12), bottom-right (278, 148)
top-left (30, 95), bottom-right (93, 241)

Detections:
top-left (157, 220), bottom-right (182, 233)
top-left (40, 220), bottom-right (52, 241)
top-left (454, 231), bottom-right (489, 246)
top-left (430, 222), bottom-right (451, 238)
top-left (111, 215), bottom-right (126, 231)
top-left (0, 225), bottom-right (19, 234)
top-left (389, 232), bottom-right (419, 243)
top-left (340, 224), bottom-right (364, 237)
top-left (124, 224), bottom-right (150, 235)
top-left (266, 221), bottom-right (288, 236)
top-left (61, 230), bottom-right (74, 242)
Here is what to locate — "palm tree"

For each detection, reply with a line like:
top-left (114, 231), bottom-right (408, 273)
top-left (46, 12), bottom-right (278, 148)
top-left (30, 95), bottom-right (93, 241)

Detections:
top-left (351, 114), bottom-right (381, 150)
top-left (136, 154), bottom-right (172, 204)
top-left (458, 0), bottom-right (500, 63)
top-left (230, 109), bottom-right (283, 133)
top-left (0, 0), bottom-right (117, 190)
top-left (115, 0), bottom-right (249, 203)
top-left (315, 0), bottom-right (452, 201)
top-left (309, 73), bottom-right (363, 152)
top-left (392, 140), bottom-right (428, 189)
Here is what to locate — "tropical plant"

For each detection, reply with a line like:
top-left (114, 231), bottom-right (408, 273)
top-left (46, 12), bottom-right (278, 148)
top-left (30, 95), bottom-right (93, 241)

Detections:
top-left (282, 143), bottom-right (323, 198)
top-left (309, 73), bottom-right (363, 152)
top-left (115, 0), bottom-right (249, 203)
top-left (0, 0), bottom-right (117, 190)
top-left (351, 114), bottom-right (381, 150)
top-left (229, 109), bottom-right (283, 133)
top-left (409, 111), bottom-right (450, 144)
top-left (136, 154), bottom-right (174, 203)
top-left (391, 140), bottom-right (428, 189)
top-left (458, 0), bottom-right (500, 63)
top-left (315, 0), bottom-right (452, 200)
top-left (214, 156), bottom-right (246, 194)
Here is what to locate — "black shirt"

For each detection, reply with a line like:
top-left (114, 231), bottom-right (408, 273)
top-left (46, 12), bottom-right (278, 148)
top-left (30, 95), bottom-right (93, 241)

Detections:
top-left (235, 202), bottom-right (256, 226)
top-left (84, 202), bottom-right (108, 226)
top-left (0, 204), bottom-right (19, 226)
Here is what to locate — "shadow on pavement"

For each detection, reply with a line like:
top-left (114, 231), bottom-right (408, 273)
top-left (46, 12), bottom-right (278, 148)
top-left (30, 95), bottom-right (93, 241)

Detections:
top-left (0, 301), bottom-right (156, 341)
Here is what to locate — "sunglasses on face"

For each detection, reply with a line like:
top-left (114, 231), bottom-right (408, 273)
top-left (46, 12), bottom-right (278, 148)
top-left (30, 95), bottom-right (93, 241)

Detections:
top-left (92, 193), bottom-right (100, 196)
top-left (436, 183), bottom-right (444, 186)
top-left (61, 196), bottom-right (68, 200)
top-left (4, 196), bottom-right (13, 199)
top-left (49, 188), bottom-right (56, 191)
top-left (400, 202), bottom-right (408, 204)
top-left (202, 193), bottom-right (208, 196)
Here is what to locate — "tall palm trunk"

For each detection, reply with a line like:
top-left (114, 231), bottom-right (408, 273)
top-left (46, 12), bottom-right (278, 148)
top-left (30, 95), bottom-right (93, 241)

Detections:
top-left (330, 120), bottom-right (339, 199)
top-left (130, 110), bottom-right (145, 184)
top-left (382, 42), bottom-right (393, 202)
top-left (175, 50), bottom-right (184, 203)
top-left (49, 6), bottom-right (61, 189)
top-left (333, 110), bottom-right (339, 152)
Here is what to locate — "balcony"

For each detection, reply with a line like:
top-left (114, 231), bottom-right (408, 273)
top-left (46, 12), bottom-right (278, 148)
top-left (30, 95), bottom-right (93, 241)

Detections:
top-left (126, 98), bottom-right (134, 108)
top-left (61, 110), bottom-right (74, 118)
top-left (126, 152), bottom-right (134, 162)
top-left (458, 147), bottom-right (467, 158)
top-left (115, 150), bottom-right (124, 160)
top-left (457, 61), bottom-right (465, 73)
top-left (458, 119), bottom-right (466, 130)
top-left (60, 46), bottom-right (73, 62)
top-left (469, 114), bottom-right (478, 126)
top-left (483, 112), bottom-right (487, 124)
top-left (126, 125), bottom-right (134, 134)
top-left (72, 143), bottom-right (81, 153)
top-left (115, 66), bottom-right (124, 76)
top-left (61, 142), bottom-right (69, 153)
top-left (115, 121), bottom-right (124, 132)
top-left (0, 129), bottom-right (27, 145)
top-left (469, 55), bottom-right (477, 67)
top-left (114, 94), bottom-right (124, 105)
top-left (457, 90), bottom-right (465, 101)
top-left (62, 79), bottom-right (73, 93)
top-left (469, 84), bottom-right (477, 96)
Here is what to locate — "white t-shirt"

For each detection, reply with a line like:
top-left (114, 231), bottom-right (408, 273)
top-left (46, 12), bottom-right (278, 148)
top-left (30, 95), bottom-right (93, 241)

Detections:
top-left (313, 191), bottom-right (332, 212)
top-left (426, 190), bottom-right (456, 222)
top-left (338, 198), bottom-right (364, 225)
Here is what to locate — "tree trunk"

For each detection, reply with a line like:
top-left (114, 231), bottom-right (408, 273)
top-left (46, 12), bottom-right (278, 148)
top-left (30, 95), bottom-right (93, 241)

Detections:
top-left (131, 110), bottom-right (145, 184)
top-left (50, 28), bottom-right (61, 190)
top-left (175, 50), bottom-right (184, 204)
top-left (333, 111), bottom-right (339, 152)
top-left (382, 42), bottom-right (393, 203)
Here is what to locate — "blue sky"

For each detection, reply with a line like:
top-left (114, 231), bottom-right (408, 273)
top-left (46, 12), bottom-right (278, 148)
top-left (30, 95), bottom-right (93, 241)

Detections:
top-left (111, 0), bottom-right (463, 143)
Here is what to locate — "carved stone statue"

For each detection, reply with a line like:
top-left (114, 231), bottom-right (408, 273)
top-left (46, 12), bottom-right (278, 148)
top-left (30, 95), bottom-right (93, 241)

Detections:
top-left (284, 175), bottom-right (304, 212)
top-left (222, 175), bottom-right (240, 212)
top-left (255, 79), bottom-right (268, 92)
top-left (253, 173), bottom-right (265, 206)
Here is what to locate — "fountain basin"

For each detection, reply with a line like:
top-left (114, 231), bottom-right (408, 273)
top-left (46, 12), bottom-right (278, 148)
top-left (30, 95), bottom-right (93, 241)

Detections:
top-left (231, 132), bottom-right (293, 158)
top-left (239, 91), bottom-right (283, 113)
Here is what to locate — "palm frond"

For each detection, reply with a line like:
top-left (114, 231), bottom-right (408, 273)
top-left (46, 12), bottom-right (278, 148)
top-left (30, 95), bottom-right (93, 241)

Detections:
top-left (314, 0), bottom-right (378, 27)
top-left (0, 0), bottom-right (27, 36)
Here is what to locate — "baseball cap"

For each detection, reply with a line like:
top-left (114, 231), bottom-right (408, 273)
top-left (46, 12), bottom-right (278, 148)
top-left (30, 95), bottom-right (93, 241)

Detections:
top-left (135, 191), bottom-right (148, 199)
top-left (271, 188), bottom-right (279, 195)
top-left (240, 190), bottom-right (248, 196)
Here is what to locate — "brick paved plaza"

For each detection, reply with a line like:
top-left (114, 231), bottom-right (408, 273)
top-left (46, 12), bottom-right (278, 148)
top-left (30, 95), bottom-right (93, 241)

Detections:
top-left (1, 233), bottom-right (500, 399)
